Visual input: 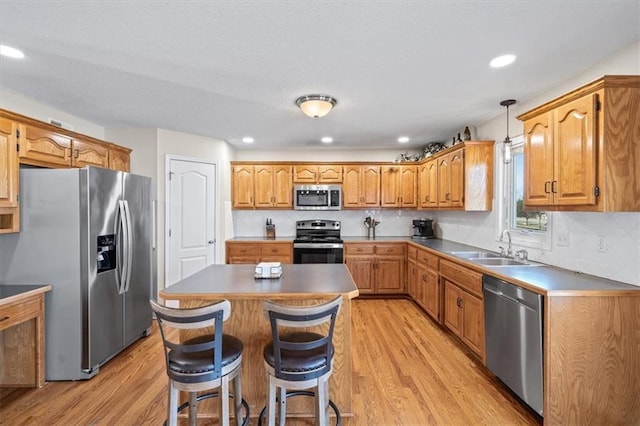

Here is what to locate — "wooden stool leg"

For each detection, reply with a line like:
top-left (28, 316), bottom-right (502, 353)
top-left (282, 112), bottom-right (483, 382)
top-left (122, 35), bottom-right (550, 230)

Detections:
top-left (278, 386), bottom-right (287, 426)
top-left (316, 380), bottom-right (328, 426)
top-left (221, 376), bottom-right (230, 426)
top-left (234, 373), bottom-right (243, 426)
top-left (168, 379), bottom-right (178, 426)
top-left (267, 376), bottom-right (277, 426)
top-left (189, 392), bottom-right (198, 426)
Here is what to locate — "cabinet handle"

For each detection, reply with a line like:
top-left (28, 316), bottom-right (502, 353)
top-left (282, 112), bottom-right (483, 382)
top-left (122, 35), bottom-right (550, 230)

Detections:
top-left (544, 181), bottom-right (551, 194)
top-left (74, 149), bottom-right (79, 158)
top-left (0, 316), bottom-right (9, 322)
top-left (456, 297), bottom-right (462, 308)
top-left (425, 195), bottom-right (429, 202)
top-left (551, 180), bottom-right (558, 194)
top-left (445, 193), bottom-right (450, 201)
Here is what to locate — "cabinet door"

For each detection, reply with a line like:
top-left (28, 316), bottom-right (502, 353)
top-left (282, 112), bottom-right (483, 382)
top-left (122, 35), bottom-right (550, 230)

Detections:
top-left (293, 165), bottom-right (317, 183)
top-left (449, 150), bottom-right (464, 208)
top-left (524, 112), bottom-right (554, 206)
top-left (407, 259), bottom-right (418, 299)
top-left (0, 118), bottom-right (19, 209)
top-left (422, 267), bottom-right (440, 321)
top-left (554, 94), bottom-right (598, 206)
top-left (375, 256), bottom-right (404, 293)
top-left (342, 166), bottom-right (362, 208)
top-left (232, 165), bottom-right (255, 208)
top-left (419, 160), bottom-right (438, 208)
top-left (317, 165), bottom-right (342, 183)
top-left (272, 165), bottom-right (292, 208)
top-left (437, 156), bottom-right (451, 207)
top-left (254, 165), bottom-right (275, 208)
top-left (380, 166), bottom-right (400, 207)
top-left (72, 138), bottom-right (109, 169)
top-left (361, 165), bottom-right (381, 207)
top-left (399, 165), bottom-right (418, 207)
top-left (345, 257), bottom-right (374, 294)
top-left (109, 146), bottom-right (131, 172)
top-left (443, 280), bottom-right (462, 336)
top-left (461, 292), bottom-right (485, 358)
top-left (20, 124), bottom-right (72, 167)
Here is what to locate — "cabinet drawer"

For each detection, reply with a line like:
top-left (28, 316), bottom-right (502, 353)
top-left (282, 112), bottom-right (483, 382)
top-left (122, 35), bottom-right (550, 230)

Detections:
top-left (440, 259), bottom-right (482, 298)
top-left (407, 245), bottom-right (418, 260)
top-left (260, 243), bottom-right (291, 256)
top-left (375, 244), bottom-right (405, 256)
top-left (0, 296), bottom-right (41, 331)
top-left (417, 250), bottom-right (439, 270)
top-left (226, 243), bottom-right (260, 257)
top-left (345, 244), bottom-right (375, 255)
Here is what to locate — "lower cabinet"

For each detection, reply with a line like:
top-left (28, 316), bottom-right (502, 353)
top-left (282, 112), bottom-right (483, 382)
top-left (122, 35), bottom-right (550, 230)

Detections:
top-left (407, 244), bottom-right (441, 322)
top-left (344, 243), bottom-right (405, 295)
top-left (440, 259), bottom-right (485, 360)
top-left (225, 241), bottom-right (292, 264)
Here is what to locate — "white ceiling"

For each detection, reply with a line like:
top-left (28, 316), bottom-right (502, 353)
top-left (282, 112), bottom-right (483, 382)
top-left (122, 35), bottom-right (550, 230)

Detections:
top-left (0, 1), bottom-right (638, 150)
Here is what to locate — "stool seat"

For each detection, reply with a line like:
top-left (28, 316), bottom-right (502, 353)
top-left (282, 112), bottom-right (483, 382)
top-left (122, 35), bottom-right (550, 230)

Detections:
top-left (170, 334), bottom-right (243, 380)
top-left (263, 332), bottom-right (333, 374)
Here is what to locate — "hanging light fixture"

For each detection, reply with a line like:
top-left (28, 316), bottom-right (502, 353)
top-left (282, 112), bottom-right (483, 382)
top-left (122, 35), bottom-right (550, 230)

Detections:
top-left (500, 99), bottom-right (516, 164)
top-left (295, 94), bottom-right (337, 118)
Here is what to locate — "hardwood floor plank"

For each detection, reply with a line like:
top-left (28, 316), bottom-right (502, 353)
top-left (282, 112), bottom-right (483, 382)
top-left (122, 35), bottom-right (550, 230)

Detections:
top-left (0, 299), bottom-right (540, 425)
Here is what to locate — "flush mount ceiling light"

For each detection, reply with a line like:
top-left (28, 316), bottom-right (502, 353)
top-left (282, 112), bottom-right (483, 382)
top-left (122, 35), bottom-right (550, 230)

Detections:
top-left (241, 137), bottom-right (254, 144)
top-left (0, 44), bottom-right (25, 58)
top-left (490, 54), bottom-right (516, 68)
top-left (397, 136), bottom-right (410, 143)
top-left (321, 136), bottom-right (333, 144)
top-left (500, 99), bottom-right (516, 164)
top-left (295, 95), bottom-right (337, 118)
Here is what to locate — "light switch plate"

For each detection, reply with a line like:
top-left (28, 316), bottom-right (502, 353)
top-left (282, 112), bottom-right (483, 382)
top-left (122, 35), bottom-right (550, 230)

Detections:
top-left (556, 231), bottom-right (570, 247)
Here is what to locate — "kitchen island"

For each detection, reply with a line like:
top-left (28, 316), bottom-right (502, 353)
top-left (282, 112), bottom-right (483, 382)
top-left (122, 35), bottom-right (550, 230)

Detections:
top-left (159, 263), bottom-right (359, 421)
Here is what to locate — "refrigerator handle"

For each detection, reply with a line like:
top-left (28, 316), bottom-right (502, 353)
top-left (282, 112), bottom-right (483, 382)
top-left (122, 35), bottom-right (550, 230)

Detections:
top-left (114, 200), bottom-right (123, 293)
top-left (117, 200), bottom-right (129, 295)
top-left (122, 200), bottom-right (134, 293)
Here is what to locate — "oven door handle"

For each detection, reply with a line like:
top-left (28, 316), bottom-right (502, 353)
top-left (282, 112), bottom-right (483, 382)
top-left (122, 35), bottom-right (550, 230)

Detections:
top-left (293, 243), bottom-right (344, 249)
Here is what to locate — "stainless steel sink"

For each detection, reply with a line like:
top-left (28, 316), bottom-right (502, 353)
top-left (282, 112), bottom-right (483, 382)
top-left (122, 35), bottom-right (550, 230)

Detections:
top-left (471, 258), bottom-right (542, 267)
top-left (449, 251), bottom-right (503, 259)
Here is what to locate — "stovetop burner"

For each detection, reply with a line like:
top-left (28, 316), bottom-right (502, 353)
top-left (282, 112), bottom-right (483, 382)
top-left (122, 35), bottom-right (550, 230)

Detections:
top-left (293, 235), bottom-right (343, 244)
top-left (294, 219), bottom-right (342, 244)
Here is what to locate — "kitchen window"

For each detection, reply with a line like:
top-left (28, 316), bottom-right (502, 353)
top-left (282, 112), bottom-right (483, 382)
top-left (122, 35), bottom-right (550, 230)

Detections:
top-left (499, 136), bottom-right (552, 250)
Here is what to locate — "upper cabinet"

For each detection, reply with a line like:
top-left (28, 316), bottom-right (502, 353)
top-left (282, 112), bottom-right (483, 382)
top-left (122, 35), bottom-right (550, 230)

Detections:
top-left (418, 141), bottom-right (494, 211)
top-left (231, 163), bottom-right (293, 209)
top-left (342, 165), bottom-right (380, 208)
top-left (293, 164), bottom-right (342, 183)
top-left (380, 165), bottom-right (417, 208)
top-left (0, 117), bottom-right (20, 233)
top-left (0, 109), bottom-right (131, 173)
top-left (518, 75), bottom-right (640, 211)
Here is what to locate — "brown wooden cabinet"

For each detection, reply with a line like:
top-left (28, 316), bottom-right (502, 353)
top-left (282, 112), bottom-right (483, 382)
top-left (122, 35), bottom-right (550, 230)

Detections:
top-left (344, 243), bottom-right (404, 294)
top-left (20, 122), bottom-right (73, 167)
top-left (380, 165), bottom-right (417, 208)
top-left (418, 141), bottom-right (494, 211)
top-left (407, 245), bottom-right (441, 322)
top-left (342, 165), bottom-right (380, 208)
top-left (440, 259), bottom-right (485, 359)
top-left (108, 145), bottom-right (131, 172)
top-left (225, 241), bottom-right (292, 264)
top-left (0, 117), bottom-right (20, 233)
top-left (71, 137), bottom-right (109, 169)
top-left (518, 75), bottom-right (640, 211)
top-left (293, 164), bottom-right (342, 183)
top-left (231, 163), bottom-right (292, 209)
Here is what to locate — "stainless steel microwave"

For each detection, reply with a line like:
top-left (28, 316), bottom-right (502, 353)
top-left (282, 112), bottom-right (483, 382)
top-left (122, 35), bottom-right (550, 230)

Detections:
top-left (294, 185), bottom-right (342, 210)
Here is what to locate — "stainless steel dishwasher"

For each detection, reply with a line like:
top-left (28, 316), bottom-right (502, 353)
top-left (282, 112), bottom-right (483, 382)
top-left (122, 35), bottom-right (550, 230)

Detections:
top-left (483, 275), bottom-right (544, 416)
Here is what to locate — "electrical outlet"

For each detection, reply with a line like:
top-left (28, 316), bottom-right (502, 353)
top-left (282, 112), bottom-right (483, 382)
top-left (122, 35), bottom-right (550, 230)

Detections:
top-left (597, 237), bottom-right (607, 253)
top-left (556, 231), bottom-right (570, 247)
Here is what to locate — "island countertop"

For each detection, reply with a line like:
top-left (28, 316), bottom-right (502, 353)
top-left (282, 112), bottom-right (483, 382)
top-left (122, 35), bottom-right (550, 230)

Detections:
top-left (160, 263), bottom-right (359, 300)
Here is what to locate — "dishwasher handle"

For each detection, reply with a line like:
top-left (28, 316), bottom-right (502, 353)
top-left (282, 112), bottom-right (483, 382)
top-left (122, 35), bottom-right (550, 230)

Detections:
top-left (483, 286), bottom-right (538, 311)
top-left (483, 276), bottom-right (542, 311)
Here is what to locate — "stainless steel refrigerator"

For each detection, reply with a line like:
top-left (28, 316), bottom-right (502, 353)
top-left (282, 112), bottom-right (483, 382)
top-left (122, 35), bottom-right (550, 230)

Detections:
top-left (0, 166), bottom-right (154, 380)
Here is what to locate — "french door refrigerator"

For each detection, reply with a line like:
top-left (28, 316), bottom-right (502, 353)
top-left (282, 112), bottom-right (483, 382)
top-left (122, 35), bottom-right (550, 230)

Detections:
top-left (1, 166), bottom-right (154, 380)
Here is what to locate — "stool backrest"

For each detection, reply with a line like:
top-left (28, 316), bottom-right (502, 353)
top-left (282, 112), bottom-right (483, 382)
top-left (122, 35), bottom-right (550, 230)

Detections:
top-left (263, 296), bottom-right (342, 381)
top-left (150, 299), bottom-right (230, 381)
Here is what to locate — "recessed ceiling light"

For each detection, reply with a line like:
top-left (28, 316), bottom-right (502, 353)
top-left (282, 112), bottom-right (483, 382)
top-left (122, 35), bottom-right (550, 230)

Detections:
top-left (490, 54), bottom-right (516, 68)
top-left (321, 136), bottom-right (333, 144)
top-left (0, 45), bottom-right (25, 59)
top-left (242, 137), bottom-right (254, 144)
top-left (397, 136), bottom-right (410, 143)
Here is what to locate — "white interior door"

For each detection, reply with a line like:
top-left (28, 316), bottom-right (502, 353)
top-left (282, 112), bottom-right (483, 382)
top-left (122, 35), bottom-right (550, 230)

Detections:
top-left (166, 157), bottom-right (216, 287)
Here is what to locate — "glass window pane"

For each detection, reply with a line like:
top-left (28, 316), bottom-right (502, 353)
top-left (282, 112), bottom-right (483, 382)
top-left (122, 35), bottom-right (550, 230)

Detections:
top-left (512, 150), bottom-right (547, 231)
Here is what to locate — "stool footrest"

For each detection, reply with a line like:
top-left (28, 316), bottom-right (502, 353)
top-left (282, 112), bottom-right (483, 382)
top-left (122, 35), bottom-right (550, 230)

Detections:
top-left (164, 392), bottom-right (251, 426)
top-left (257, 391), bottom-right (341, 426)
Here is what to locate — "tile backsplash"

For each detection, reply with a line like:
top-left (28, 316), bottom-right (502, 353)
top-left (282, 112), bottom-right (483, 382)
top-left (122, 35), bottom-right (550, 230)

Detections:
top-left (233, 210), bottom-right (640, 287)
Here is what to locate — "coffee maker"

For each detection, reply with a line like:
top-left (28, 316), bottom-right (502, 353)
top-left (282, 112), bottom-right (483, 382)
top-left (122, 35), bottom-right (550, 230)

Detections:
top-left (412, 219), bottom-right (435, 239)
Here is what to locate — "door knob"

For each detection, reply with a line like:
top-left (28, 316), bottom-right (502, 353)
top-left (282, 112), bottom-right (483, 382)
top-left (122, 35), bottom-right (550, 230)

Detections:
top-left (208, 240), bottom-right (215, 244)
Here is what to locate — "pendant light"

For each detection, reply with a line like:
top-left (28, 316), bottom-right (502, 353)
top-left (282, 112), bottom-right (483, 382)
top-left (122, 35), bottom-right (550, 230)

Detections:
top-left (500, 99), bottom-right (516, 164)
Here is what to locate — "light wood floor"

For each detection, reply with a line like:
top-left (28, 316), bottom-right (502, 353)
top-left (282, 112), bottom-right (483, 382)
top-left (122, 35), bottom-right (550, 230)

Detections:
top-left (0, 299), bottom-right (541, 425)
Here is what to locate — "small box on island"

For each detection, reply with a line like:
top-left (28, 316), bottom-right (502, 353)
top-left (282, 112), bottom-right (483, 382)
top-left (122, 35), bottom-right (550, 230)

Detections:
top-left (255, 262), bottom-right (282, 279)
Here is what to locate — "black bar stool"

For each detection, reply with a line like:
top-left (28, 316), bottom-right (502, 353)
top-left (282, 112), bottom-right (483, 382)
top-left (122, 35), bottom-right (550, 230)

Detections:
top-left (260, 296), bottom-right (343, 426)
top-left (150, 299), bottom-right (249, 426)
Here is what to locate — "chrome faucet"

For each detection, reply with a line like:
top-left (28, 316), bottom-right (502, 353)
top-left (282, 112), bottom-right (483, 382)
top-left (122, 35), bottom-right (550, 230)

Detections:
top-left (500, 230), bottom-right (513, 258)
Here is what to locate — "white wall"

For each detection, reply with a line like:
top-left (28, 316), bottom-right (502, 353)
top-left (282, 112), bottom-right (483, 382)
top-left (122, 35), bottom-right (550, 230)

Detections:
top-left (235, 148), bottom-right (421, 162)
top-left (0, 87), bottom-right (105, 139)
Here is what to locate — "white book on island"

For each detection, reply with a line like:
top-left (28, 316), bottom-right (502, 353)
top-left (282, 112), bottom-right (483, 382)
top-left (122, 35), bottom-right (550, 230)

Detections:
top-left (255, 262), bottom-right (282, 279)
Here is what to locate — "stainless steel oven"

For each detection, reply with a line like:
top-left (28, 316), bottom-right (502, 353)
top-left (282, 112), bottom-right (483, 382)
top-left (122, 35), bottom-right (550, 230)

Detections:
top-left (293, 220), bottom-right (343, 264)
